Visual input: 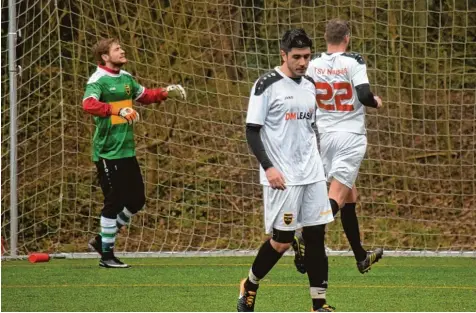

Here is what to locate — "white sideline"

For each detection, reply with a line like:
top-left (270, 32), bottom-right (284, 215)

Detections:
top-left (2, 250), bottom-right (475, 260)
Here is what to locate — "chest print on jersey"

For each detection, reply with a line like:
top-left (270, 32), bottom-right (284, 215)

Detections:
top-left (124, 84), bottom-right (131, 96)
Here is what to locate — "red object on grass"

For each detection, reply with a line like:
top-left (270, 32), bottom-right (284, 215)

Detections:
top-left (28, 253), bottom-right (50, 263)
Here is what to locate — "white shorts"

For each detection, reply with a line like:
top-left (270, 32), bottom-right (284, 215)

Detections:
top-left (319, 132), bottom-right (367, 189)
top-left (263, 181), bottom-right (334, 235)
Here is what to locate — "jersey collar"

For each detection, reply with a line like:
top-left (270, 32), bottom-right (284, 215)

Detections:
top-left (275, 66), bottom-right (303, 85)
top-left (322, 51), bottom-right (344, 58)
top-left (98, 64), bottom-right (121, 75)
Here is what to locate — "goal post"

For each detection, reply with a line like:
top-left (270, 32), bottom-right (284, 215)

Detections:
top-left (1, 0), bottom-right (475, 258)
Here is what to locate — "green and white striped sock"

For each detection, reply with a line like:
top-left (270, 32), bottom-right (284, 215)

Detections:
top-left (116, 207), bottom-right (133, 230)
top-left (100, 216), bottom-right (117, 253)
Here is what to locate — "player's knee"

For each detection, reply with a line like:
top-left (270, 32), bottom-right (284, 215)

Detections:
top-left (270, 240), bottom-right (291, 253)
top-left (346, 186), bottom-right (358, 203)
top-left (329, 180), bottom-right (351, 208)
top-left (330, 195), bottom-right (345, 209)
top-left (302, 224), bottom-right (325, 241)
top-left (127, 203), bottom-right (144, 215)
top-left (272, 228), bottom-right (295, 243)
top-left (302, 225), bottom-right (326, 255)
top-left (271, 228), bottom-right (294, 253)
top-left (128, 194), bottom-right (146, 214)
top-left (102, 205), bottom-right (123, 219)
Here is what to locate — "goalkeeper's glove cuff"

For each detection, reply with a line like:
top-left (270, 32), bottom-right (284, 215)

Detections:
top-left (155, 88), bottom-right (168, 102)
top-left (110, 105), bottom-right (120, 116)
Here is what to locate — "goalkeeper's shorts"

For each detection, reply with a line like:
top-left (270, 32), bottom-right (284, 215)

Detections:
top-left (95, 156), bottom-right (145, 217)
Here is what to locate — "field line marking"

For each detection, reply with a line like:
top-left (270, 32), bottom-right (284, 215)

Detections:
top-left (2, 263), bottom-right (474, 268)
top-left (2, 283), bottom-right (476, 290)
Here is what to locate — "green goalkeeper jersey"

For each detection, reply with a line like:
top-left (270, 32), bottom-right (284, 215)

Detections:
top-left (83, 66), bottom-right (145, 162)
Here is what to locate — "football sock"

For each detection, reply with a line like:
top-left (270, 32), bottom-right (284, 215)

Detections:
top-left (303, 225), bottom-right (328, 310)
top-left (330, 198), bottom-right (340, 216)
top-left (312, 298), bottom-right (327, 311)
top-left (116, 207), bottom-right (133, 230)
top-left (341, 202), bottom-right (367, 261)
top-left (100, 216), bottom-right (117, 258)
top-left (245, 239), bottom-right (284, 291)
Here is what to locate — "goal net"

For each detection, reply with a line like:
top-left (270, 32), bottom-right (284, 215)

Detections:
top-left (1, 0), bottom-right (475, 257)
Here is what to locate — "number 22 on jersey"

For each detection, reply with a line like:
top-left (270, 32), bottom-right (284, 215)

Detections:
top-left (315, 82), bottom-right (354, 112)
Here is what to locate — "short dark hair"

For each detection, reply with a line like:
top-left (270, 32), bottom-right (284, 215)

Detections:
top-left (280, 28), bottom-right (313, 53)
top-left (92, 38), bottom-right (120, 65)
top-left (325, 19), bottom-right (350, 45)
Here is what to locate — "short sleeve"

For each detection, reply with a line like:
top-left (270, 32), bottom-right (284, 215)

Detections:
top-left (351, 63), bottom-right (370, 87)
top-left (246, 82), bottom-right (270, 125)
top-left (305, 62), bottom-right (314, 78)
top-left (83, 82), bottom-right (102, 100)
top-left (131, 77), bottom-right (145, 100)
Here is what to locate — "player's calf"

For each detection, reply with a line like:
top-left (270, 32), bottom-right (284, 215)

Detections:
top-left (237, 230), bottom-right (291, 311)
top-left (302, 225), bottom-right (335, 312)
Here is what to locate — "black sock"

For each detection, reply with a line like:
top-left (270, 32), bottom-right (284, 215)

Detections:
top-left (302, 226), bottom-right (328, 310)
top-left (312, 299), bottom-right (327, 310)
top-left (329, 198), bottom-right (340, 216)
top-left (341, 203), bottom-right (367, 261)
top-left (245, 239), bottom-right (284, 291)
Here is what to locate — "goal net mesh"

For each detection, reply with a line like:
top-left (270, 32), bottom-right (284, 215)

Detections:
top-left (1, 0), bottom-right (475, 256)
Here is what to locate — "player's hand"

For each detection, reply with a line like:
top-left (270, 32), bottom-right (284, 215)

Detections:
top-left (118, 107), bottom-right (140, 125)
top-left (265, 167), bottom-right (286, 190)
top-left (166, 84), bottom-right (186, 100)
top-left (374, 96), bottom-right (383, 108)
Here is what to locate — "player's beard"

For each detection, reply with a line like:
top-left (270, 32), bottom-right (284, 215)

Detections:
top-left (110, 55), bottom-right (127, 68)
top-left (111, 60), bottom-right (126, 68)
top-left (285, 60), bottom-right (306, 77)
top-left (290, 66), bottom-right (306, 77)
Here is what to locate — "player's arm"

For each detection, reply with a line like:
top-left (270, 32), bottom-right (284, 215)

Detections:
top-left (355, 84), bottom-right (379, 108)
top-left (246, 124), bottom-right (274, 170)
top-left (82, 82), bottom-right (111, 117)
top-left (246, 83), bottom-right (274, 170)
top-left (351, 56), bottom-right (382, 108)
top-left (246, 82), bottom-right (285, 190)
top-left (132, 78), bottom-right (186, 104)
top-left (82, 82), bottom-right (139, 124)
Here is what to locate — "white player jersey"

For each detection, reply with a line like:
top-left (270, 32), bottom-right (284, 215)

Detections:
top-left (306, 52), bottom-right (370, 134)
top-left (246, 67), bottom-right (326, 186)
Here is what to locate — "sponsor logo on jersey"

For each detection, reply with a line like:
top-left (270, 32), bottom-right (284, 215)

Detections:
top-left (285, 96), bottom-right (294, 100)
top-left (285, 109), bottom-right (314, 121)
top-left (124, 84), bottom-right (131, 96)
top-left (283, 213), bottom-right (293, 225)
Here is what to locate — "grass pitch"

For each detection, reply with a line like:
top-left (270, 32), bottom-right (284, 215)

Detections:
top-left (2, 256), bottom-right (476, 311)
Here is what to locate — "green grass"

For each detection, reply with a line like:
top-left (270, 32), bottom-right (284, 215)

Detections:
top-left (2, 256), bottom-right (476, 311)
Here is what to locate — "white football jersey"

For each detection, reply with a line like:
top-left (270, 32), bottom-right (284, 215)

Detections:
top-left (246, 67), bottom-right (326, 186)
top-left (306, 52), bottom-right (370, 134)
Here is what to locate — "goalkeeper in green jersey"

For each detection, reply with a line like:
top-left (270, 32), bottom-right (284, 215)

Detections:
top-left (83, 38), bottom-right (186, 268)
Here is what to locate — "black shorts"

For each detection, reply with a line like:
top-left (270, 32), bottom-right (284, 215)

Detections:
top-left (95, 156), bottom-right (145, 218)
